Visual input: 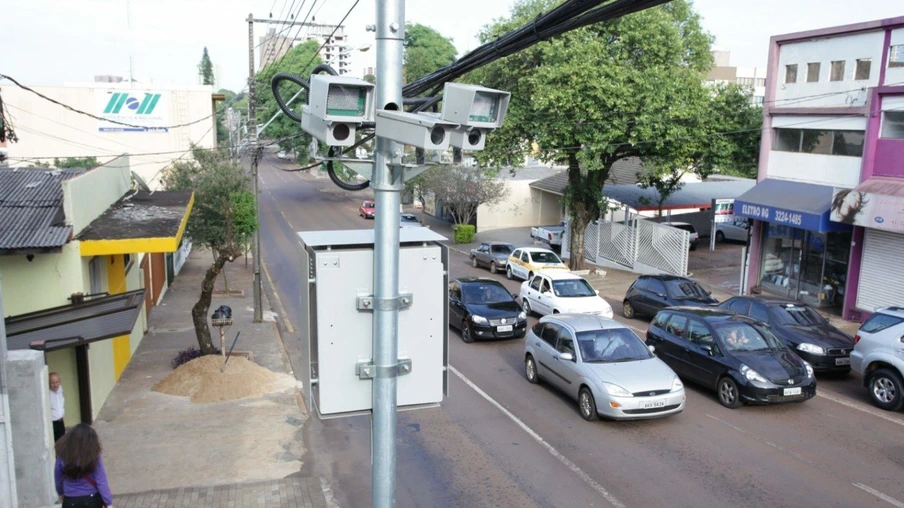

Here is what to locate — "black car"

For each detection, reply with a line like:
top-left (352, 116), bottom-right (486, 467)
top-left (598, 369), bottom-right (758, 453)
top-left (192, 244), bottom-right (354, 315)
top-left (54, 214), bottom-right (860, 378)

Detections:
top-left (718, 296), bottom-right (854, 374)
top-left (449, 278), bottom-right (527, 343)
top-left (622, 275), bottom-right (718, 319)
top-left (646, 307), bottom-right (816, 408)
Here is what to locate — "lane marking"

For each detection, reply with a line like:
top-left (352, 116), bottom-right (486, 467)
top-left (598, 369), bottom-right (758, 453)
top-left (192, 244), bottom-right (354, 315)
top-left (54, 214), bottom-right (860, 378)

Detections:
top-left (706, 414), bottom-right (829, 473)
top-left (816, 391), bottom-right (904, 428)
top-left (449, 365), bottom-right (626, 508)
top-left (853, 483), bottom-right (904, 507)
top-left (262, 263), bottom-right (295, 334)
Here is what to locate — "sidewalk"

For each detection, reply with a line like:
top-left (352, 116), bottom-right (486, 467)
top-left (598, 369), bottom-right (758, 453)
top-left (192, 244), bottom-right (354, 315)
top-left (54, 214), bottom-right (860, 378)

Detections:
top-left (91, 249), bottom-right (333, 507)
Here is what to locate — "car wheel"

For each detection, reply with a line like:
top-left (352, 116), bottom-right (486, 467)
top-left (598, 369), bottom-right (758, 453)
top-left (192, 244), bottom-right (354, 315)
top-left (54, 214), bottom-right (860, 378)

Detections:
top-left (717, 377), bottom-right (743, 409)
top-left (525, 355), bottom-right (539, 384)
top-left (506, 266), bottom-right (513, 280)
top-left (579, 387), bottom-right (599, 421)
top-left (623, 301), bottom-right (635, 319)
top-left (471, 256), bottom-right (478, 268)
top-left (522, 299), bottom-right (532, 316)
top-left (461, 321), bottom-right (474, 344)
top-left (869, 368), bottom-right (904, 411)
top-left (716, 231), bottom-right (725, 243)
top-left (490, 262), bottom-right (498, 274)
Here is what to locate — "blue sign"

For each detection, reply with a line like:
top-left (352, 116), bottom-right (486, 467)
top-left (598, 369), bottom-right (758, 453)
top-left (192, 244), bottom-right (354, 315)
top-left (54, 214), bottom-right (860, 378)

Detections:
top-left (735, 201), bottom-right (823, 231)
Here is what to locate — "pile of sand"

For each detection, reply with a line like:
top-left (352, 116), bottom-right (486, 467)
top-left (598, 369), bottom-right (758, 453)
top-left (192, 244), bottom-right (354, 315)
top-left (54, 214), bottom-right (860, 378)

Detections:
top-left (153, 355), bottom-right (297, 403)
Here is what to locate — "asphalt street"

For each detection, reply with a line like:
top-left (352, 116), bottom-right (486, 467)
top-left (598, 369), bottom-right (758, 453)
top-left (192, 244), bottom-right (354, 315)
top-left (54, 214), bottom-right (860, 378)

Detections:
top-left (255, 153), bottom-right (904, 508)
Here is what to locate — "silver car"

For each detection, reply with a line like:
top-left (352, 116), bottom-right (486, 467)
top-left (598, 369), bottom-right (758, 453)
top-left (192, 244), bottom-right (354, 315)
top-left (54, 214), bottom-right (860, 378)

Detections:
top-left (524, 314), bottom-right (686, 421)
top-left (470, 242), bottom-right (515, 274)
top-left (715, 220), bottom-right (750, 243)
top-left (851, 306), bottom-right (904, 411)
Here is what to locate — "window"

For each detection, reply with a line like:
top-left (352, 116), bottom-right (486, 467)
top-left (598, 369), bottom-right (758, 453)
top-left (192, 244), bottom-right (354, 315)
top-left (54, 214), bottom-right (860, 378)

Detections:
top-left (531, 322), bottom-right (545, 337)
top-left (577, 328), bottom-right (653, 363)
top-left (726, 298), bottom-right (751, 315)
top-left (686, 321), bottom-right (715, 348)
top-left (855, 59), bottom-right (872, 80)
top-left (881, 111), bottom-right (904, 139)
top-left (529, 276), bottom-right (542, 291)
top-left (491, 244), bottom-right (513, 254)
top-left (807, 62), bottom-right (820, 82)
top-left (479, 243), bottom-right (489, 252)
top-left (830, 60), bottom-right (846, 81)
top-left (832, 130), bottom-right (865, 156)
top-left (753, 96), bottom-right (765, 106)
top-left (555, 331), bottom-right (576, 356)
top-left (749, 302), bottom-right (769, 322)
top-left (539, 279), bottom-right (552, 294)
top-left (756, 78), bottom-right (766, 87)
top-left (632, 278), bottom-right (649, 292)
top-left (666, 315), bottom-right (689, 337)
top-left (737, 77), bottom-right (755, 87)
top-left (785, 64), bottom-right (798, 84)
top-left (449, 282), bottom-right (462, 301)
top-left (531, 251), bottom-right (562, 264)
top-left (860, 312), bottom-right (904, 334)
top-left (774, 128), bottom-right (801, 152)
top-left (647, 279), bottom-right (666, 296)
top-left (653, 311), bottom-right (671, 330)
top-left (773, 128), bottom-right (864, 157)
top-left (552, 279), bottom-right (596, 298)
top-left (540, 323), bottom-right (559, 346)
top-left (520, 251), bottom-right (529, 262)
top-left (801, 130), bottom-right (833, 155)
top-left (511, 249), bottom-right (521, 260)
top-left (890, 45), bottom-right (904, 68)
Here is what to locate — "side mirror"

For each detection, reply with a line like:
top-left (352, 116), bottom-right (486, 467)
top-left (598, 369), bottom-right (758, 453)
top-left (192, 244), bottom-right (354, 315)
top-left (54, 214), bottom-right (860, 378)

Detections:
top-left (595, 289), bottom-right (600, 295)
top-left (511, 293), bottom-right (519, 299)
top-left (558, 352), bottom-right (574, 362)
top-left (647, 345), bottom-right (656, 353)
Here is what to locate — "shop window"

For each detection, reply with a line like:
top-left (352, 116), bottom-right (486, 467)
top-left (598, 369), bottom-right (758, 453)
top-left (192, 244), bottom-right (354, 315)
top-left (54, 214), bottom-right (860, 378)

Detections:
top-left (785, 64), bottom-right (798, 84)
top-left (890, 45), bottom-right (904, 68)
top-left (881, 111), bottom-right (904, 139)
top-left (807, 62), bottom-right (821, 82)
top-left (774, 129), bottom-right (801, 152)
top-left (801, 130), bottom-right (833, 155)
top-left (772, 128), bottom-right (864, 157)
top-left (855, 59), bottom-right (872, 80)
top-left (830, 60), bottom-right (845, 81)
top-left (831, 130), bottom-right (865, 156)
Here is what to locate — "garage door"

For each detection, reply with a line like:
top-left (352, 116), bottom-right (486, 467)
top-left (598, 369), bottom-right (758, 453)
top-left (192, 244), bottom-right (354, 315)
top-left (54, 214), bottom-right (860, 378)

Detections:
top-left (857, 229), bottom-right (904, 312)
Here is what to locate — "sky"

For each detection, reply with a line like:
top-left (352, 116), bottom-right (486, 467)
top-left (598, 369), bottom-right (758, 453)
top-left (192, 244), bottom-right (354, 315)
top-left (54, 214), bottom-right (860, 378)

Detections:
top-left (1, 0), bottom-right (902, 93)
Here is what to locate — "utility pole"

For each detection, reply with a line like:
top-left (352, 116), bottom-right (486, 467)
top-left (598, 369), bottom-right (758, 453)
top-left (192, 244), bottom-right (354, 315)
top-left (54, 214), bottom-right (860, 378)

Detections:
top-left (372, 0), bottom-right (405, 506)
top-left (248, 13), bottom-right (263, 323)
top-left (0, 277), bottom-right (18, 508)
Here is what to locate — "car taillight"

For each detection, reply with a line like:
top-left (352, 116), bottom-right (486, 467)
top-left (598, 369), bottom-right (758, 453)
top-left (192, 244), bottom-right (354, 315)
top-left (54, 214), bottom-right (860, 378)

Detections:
top-left (853, 334), bottom-right (861, 344)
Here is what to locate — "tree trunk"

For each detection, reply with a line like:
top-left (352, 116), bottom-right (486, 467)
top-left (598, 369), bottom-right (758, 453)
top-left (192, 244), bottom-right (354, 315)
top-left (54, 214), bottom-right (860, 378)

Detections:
top-left (192, 252), bottom-right (229, 355)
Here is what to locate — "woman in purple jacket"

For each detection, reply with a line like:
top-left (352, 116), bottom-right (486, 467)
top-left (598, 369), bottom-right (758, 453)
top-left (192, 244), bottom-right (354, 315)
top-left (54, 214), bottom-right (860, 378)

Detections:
top-left (54, 423), bottom-right (114, 508)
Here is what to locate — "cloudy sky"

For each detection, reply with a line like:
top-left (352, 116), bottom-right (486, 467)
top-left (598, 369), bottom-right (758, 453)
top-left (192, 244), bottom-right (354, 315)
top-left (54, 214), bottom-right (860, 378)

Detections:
top-left (1, 0), bottom-right (902, 93)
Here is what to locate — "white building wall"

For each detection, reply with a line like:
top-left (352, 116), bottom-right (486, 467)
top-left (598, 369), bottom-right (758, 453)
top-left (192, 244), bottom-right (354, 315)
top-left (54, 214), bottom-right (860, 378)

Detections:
top-left (766, 151), bottom-right (862, 188)
top-left (774, 31), bottom-right (885, 108)
top-left (887, 28), bottom-right (904, 85)
top-left (477, 180), bottom-right (539, 232)
top-left (3, 84), bottom-right (216, 189)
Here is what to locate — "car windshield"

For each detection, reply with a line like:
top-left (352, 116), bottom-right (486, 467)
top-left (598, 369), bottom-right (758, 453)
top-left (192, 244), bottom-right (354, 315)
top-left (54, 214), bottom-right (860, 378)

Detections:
top-left (552, 279), bottom-right (596, 298)
top-left (400, 215), bottom-right (419, 223)
top-left (714, 322), bottom-right (784, 352)
top-left (577, 328), bottom-right (653, 363)
top-left (770, 304), bottom-right (826, 326)
top-left (665, 280), bottom-right (709, 299)
top-left (531, 252), bottom-right (562, 264)
top-left (491, 244), bottom-right (514, 254)
top-left (462, 283), bottom-right (513, 304)
top-left (363, 202), bottom-right (374, 208)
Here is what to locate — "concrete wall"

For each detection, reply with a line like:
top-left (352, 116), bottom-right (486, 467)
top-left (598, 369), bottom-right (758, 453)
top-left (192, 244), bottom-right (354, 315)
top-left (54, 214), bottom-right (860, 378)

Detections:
top-left (886, 29), bottom-right (904, 85)
top-left (0, 243), bottom-right (88, 317)
top-left (537, 190), bottom-right (564, 226)
top-left (63, 156), bottom-right (132, 235)
top-left (7, 350), bottom-right (56, 508)
top-left (477, 180), bottom-right (542, 232)
top-left (766, 151), bottom-right (863, 188)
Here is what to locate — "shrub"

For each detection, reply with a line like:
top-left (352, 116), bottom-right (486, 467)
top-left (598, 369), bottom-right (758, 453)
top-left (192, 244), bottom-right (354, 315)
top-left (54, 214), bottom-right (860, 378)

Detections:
top-left (454, 224), bottom-right (475, 244)
top-left (171, 346), bottom-right (221, 369)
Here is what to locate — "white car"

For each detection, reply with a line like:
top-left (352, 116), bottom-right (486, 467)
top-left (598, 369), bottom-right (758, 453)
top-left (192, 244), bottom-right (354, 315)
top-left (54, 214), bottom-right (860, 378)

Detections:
top-left (764, 253), bottom-right (785, 273)
top-left (506, 247), bottom-right (568, 281)
top-left (277, 151), bottom-right (289, 160)
top-left (714, 220), bottom-right (750, 243)
top-left (520, 271), bottom-right (613, 318)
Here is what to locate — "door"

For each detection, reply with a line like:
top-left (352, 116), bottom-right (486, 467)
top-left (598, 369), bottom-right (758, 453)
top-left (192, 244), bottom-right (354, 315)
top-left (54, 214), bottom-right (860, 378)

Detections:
top-left (552, 330), bottom-right (581, 395)
top-left (524, 275), bottom-right (543, 312)
top-left (658, 314), bottom-right (690, 376)
top-left (535, 277), bottom-right (555, 315)
top-left (644, 278), bottom-right (669, 315)
top-left (535, 322), bottom-right (561, 379)
top-left (683, 319), bottom-right (723, 387)
top-left (476, 243), bottom-right (490, 266)
top-left (449, 282), bottom-right (464, 329)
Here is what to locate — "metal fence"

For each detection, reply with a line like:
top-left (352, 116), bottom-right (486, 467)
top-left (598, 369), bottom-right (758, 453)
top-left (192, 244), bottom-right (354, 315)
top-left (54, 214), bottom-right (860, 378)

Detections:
top-left (636, 220), bottom-right (689, 276)
top-left (575, 218), bottom-right (688, 276)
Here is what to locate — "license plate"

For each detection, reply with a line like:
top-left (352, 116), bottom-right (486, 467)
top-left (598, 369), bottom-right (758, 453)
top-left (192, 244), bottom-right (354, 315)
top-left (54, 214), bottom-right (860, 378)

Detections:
top-left (783, 387), bottom-right (802, 396)
top-left (835, 357), bottom-right (851, 366)
top-left (497, 325), bottom-right (513, 332)
top-left (642, 400), bottom-right (666, 409)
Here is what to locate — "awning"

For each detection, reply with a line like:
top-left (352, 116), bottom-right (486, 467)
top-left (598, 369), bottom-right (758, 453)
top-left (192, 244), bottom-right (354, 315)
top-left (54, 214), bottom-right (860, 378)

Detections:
top-left (601, 180), bottom-right (756, 212)
top-left (77, 191), bottom-right (194, 256)
top-left (5, 289), bottom-right (146, 351)
top-left (830, 177), bottom-right (904, 233)
top-left (734, 179), bottom-right (850, 232)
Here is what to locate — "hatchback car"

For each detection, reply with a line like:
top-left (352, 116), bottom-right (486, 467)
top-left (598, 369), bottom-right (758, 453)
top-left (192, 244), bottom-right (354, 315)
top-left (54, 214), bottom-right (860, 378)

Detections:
top-left (520, 271), bottom-right (613, 318)
top-left (506, 247), bottom-right (568, 281)
top-left (622, 275), bottom-right (718, 319)
top-left (359, 200), bottom-right (375, 219)
top-left (851, 306), bottom-right (904, 411)
top-left (718, 296), bottom-right (854, 374)
top-left (647, 307), bottom-right (816, 408)
top-left (714, 220), bottom-right (750, 243)
top-left (449, 278), bottom-right (527, 343)
top-left (665, 222), bottom-right (699, 251)
top-left (524, 314), bottom-right (685, 420)
top-left (470, 242), bottom-right (515, 274)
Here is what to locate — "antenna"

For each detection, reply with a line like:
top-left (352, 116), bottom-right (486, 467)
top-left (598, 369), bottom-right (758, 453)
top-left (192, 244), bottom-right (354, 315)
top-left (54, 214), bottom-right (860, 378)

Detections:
top-left (130, 170), bottom-right (152, 193)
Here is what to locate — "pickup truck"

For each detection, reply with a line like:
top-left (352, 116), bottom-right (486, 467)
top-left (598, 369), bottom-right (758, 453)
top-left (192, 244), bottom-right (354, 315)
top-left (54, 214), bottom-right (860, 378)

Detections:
top-left (530, 222), bottom-right (566, 250)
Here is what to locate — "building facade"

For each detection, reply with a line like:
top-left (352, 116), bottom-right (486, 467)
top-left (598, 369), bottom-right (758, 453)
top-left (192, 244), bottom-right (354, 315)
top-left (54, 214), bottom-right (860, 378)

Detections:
top-left (706, 49), bottom-right (768, 106)
top-left (735, 16), bottom-right (904, 320)
top-left (259, 23), bottom-right (352, 75)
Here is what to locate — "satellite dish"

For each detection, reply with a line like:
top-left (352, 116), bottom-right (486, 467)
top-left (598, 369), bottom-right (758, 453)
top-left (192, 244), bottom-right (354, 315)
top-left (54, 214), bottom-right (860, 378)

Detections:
top-left (131, 170), bottom-right (152, 193)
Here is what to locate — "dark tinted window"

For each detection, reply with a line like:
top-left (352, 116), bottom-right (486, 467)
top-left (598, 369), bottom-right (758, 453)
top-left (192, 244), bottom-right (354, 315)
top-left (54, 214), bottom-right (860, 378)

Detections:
top-left (665, 280), bottom-right (709, 299)
top-left (726, 299), bottom-right (751, 314)
top-left (714, 322), bottom-right (784, 352)
top-left (671, 224), bottom-right (696, 234)
top-left (540, 279), bottom-right (552, 293)
top-left (531, 322), bottom-right (545, 337)
top-left (512, 249), bottom-right (521, 259)
top-left (491, 244), bottom-right (514, 254)
top-left (577, 328), bottom-right (653, 362)
top-left (556, 331), bottom-right (576, 356)
top-left (860, 313), bottom-right (904, 334)
top-left (666, 315), bottom-right (689, 337)
top-left (531, 251), bottom-right (562, 264)
top-left (632, 278), bottom-right (649, 291)
top-left (749, 302), bottom-right (769, 322)
top-left (770, 304), bottom-right (826, 326)
top-left (449, 282), bottom-right (462, 300)
top-left (529, 276), bottom-right (542, 291)
top-left (652, 311), bottom-right (671, 329)
top-left (540, 323), bottom-right (559, 346)
top-left (647, 278), bottom-right (666, 294)
top-left (687, 320), bottom-right (715, 348)
top-left (462, 283), bottom-right (512, 304)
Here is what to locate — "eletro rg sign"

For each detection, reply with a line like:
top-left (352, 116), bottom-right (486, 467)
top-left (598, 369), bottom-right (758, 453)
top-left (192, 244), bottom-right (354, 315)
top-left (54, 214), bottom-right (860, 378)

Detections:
top-left (96, 90), bottom-right (169, 132)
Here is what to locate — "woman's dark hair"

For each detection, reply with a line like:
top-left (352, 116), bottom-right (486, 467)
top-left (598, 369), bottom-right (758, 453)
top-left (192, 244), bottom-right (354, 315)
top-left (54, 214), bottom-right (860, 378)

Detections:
top-left (55, 423), bottom-right (101, 479)
top-left (831, 189), bottom-right (851, 213)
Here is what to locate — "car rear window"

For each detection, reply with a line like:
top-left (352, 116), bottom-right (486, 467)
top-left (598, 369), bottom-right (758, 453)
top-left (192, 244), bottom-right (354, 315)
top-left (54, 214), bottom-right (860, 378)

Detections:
top-left (665, 280), bottom-right (709, 299)
top-left (531, 252), bottom-right (562, 264)
top-left (491, 244), bottom-right (514, 254)
top-left (363, 202), bottom-right (374, 208)
top-left (860, 313), bottom-right (904, 334)
top-left (671, 224), bottom-right (696, 233)
top-left (770, 304), bottom-right (826, 326)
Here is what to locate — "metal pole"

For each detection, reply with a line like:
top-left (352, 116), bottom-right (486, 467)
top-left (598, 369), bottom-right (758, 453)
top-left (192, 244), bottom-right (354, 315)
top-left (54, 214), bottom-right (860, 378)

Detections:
top-left (372, 0), bottom-right (404, 506)
top-left (0, 277), bottom-right (18, 508)
top-left (248, 13), bottom-right (263, 323)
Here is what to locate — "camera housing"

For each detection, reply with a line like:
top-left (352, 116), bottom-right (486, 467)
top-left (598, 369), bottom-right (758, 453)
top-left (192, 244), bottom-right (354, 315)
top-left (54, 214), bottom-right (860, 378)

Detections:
top-left (441, 83), bottom-right (511, 130)
top-left (300, 75), bottom-right (375, 147)
top-left (375, 110), bottom-right (459, 150)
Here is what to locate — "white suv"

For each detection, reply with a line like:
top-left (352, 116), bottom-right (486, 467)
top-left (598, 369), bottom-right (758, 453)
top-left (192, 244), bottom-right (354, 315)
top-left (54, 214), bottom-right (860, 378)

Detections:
top-left (851, 306), bottom-right (904, 411)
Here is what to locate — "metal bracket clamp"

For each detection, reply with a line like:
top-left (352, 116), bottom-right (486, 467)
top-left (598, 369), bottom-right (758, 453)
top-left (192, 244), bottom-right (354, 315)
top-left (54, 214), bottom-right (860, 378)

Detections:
top-left (356, 359), bottom-right (412, 379)
top-left (357, 293), bottom-right (413, 311)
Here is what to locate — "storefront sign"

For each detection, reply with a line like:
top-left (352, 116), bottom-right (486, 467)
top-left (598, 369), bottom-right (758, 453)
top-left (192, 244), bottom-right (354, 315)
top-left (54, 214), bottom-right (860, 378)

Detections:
top-left (830, 188), bottom-right (904, 233)
top-left (735, 201), bottom-right (822, 230)
top-left (712, 198), bottom-right (741, 223)
top-left (96, 90), bottom-right (169, 132)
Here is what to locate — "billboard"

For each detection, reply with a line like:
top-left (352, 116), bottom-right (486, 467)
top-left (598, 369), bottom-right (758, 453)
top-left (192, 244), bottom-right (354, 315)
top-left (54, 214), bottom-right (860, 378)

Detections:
top-left (96, 90), bottom-right (169, 132)
top-left (712, 198), bottom-right (740, 223)
top-left (831, 188), bottom-right (904, 233)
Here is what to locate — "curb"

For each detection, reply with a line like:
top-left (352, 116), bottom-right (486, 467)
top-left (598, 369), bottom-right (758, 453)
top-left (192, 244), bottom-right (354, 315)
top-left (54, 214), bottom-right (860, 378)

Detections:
top-left (261, 262), bottom-right (308, 416)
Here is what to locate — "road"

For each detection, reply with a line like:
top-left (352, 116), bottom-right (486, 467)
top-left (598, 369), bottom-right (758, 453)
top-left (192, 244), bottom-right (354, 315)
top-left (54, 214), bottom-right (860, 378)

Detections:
top-left (255, 153), bottom-right (904, 508)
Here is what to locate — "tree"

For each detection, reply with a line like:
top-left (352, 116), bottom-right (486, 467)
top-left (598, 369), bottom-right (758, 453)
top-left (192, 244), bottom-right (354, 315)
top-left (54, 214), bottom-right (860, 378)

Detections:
top-left (363, 74), bottom-right (376, 84)
top-left (404, 23), bottom-right (457, 84)
top-left (162, 146), bottom-right (257, 355)
top-left (52, 157), bottom-right (99, 169)
top-left (256, 40), bottom-right (322, 158)
top-left (416, 166), bottom-right (509, 226)
top-left (198, 47), bottom-right (214, 86)
top-left (475, 0), bottom-right (715, 269)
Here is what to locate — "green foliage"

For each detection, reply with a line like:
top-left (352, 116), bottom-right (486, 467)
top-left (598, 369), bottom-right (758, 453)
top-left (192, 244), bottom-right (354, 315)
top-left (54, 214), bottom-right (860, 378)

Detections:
top-left (363, 74), bottom-right (376, 84)
top-left (198, 47), bottom-right (215, 86)
top-left (416, 166), bottom-right (509, 227)
top-left (256, 40), bottom-right (322, 153)
top-left (454, 224), bottom-right (476, 244)
top-left (404, 23), bottom-right (457, 83)
top-left (162, 146), bottom-right (257, 254)
top-left (53, 157), bottom-right (98, 169)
